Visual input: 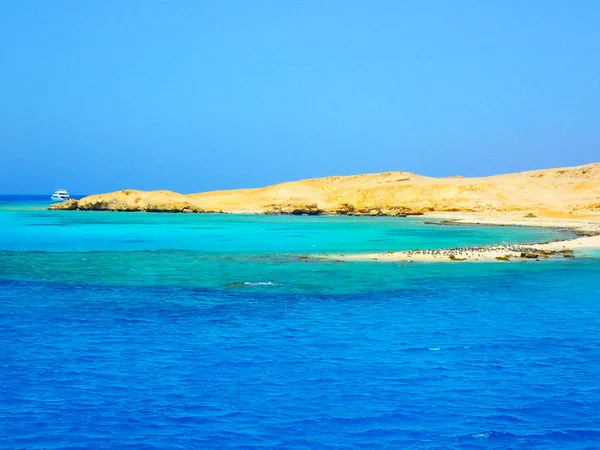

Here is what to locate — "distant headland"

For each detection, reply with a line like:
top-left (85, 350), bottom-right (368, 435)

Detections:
top-left (50, 163), bottom-right (600, 217)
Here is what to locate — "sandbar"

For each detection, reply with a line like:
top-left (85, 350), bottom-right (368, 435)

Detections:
top-left (315, 212), bottom-right (600, 263)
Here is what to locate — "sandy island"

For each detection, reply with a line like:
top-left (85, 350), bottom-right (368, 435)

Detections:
top-left (50, 163), bottom-right (600, 260)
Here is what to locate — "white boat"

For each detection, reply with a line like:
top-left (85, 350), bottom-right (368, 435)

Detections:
top-left (51, 189), bottom-right (71, 202)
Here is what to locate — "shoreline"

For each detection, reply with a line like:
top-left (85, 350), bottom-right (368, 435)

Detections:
top-left (315, 212), bottom-right (600, 263)
top-left (47, 202), bottom-right (600, 261)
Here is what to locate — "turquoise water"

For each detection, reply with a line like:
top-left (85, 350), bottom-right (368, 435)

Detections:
top-left (2, 196), bottom-right (600, 448)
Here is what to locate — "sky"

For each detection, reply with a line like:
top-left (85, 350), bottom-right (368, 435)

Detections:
top-left (1, 1), bottom-right (599, 194)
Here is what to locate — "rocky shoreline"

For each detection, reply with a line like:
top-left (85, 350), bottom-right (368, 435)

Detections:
top-left (49, 198), bottom-right (225, 214)
top-left (49, 198), bottom-right (430, 216)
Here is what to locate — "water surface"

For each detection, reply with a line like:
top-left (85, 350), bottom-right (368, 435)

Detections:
top-left (1, 197), bottom-right (599, 448)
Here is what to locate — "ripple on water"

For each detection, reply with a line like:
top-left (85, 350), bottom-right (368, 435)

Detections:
top-left (1, 211), bottom-right (599, 448)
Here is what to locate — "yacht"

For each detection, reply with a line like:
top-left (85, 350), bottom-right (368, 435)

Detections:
top-left (51, 189), bottom-right (71, 202)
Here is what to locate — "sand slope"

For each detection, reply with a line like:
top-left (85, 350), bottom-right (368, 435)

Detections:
top-left (51, 163), bottom-right (600, 216)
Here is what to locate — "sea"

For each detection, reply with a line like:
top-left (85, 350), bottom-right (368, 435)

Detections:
top-left (1, 195), bottom-right (600, 449)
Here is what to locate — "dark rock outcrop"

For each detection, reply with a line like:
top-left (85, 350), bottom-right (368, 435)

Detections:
top-left (48, 199), bottom-right (79, 210)
top-left (264, 203), bottom-right (322, 215)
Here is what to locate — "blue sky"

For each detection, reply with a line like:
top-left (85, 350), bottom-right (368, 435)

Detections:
top-left (1, 1), bottom-right (598, 194)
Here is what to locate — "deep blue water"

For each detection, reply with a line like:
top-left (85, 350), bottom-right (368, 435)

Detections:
top-left (1, 198), bottom-right (600, 449)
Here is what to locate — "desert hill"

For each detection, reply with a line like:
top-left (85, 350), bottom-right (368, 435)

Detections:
top-left (50, 163), bottom-right (600, 217)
